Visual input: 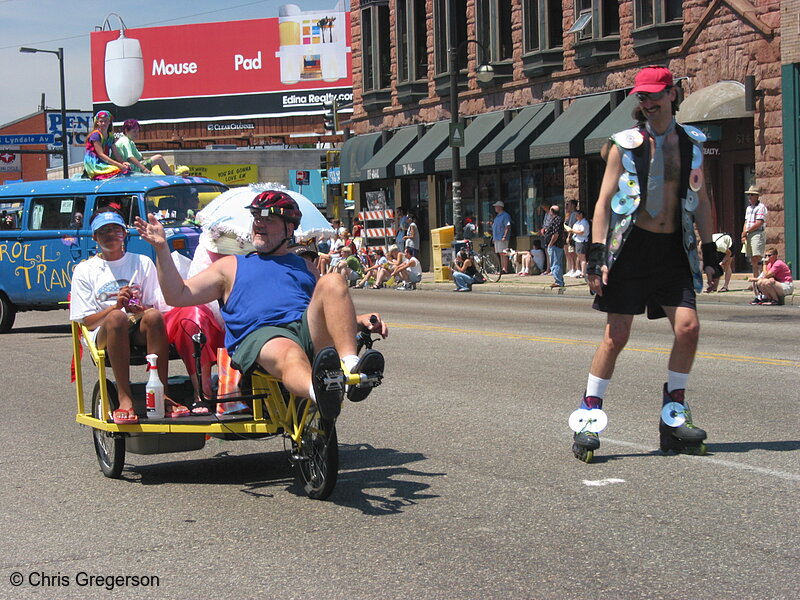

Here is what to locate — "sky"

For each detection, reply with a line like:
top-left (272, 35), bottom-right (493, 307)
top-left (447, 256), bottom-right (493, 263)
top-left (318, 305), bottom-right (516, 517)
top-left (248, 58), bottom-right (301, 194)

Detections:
top-left (0, 0), bottom-right (341, 126)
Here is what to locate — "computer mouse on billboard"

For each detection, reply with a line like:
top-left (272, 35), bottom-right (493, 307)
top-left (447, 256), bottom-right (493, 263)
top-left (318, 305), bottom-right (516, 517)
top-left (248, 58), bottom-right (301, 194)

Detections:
top-left (104, 31), bottom-right (144, 107)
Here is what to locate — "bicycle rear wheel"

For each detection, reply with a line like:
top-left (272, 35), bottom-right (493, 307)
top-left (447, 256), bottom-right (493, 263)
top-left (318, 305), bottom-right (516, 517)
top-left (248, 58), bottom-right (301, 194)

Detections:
top-left (481, 251), bottom-right (502, 282)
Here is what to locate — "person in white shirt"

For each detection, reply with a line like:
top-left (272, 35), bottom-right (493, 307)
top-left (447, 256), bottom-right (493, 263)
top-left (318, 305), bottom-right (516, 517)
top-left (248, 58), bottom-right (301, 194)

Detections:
top-left (391, 247), bottom-right (422, 290)
top-left (741, 185), bottom-right (767, 280)
top-left (570, 209), bottom-right (591, 278)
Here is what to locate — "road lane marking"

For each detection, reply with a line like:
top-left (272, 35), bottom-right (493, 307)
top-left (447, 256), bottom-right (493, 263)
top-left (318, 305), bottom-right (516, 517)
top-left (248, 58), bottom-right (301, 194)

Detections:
top-left (602, 436), bottom-right (800, 482)
top-left (583, 478), bottom-right (626, 486)
top-left (388, 323), bottom-right (799, 367)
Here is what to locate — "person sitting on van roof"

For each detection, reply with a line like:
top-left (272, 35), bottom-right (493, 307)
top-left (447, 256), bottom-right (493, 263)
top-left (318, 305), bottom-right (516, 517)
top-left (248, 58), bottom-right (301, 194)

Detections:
top-left (83, 111), bottom-right (131, 180)
top-left (115, 119), bottom-right (175, 176)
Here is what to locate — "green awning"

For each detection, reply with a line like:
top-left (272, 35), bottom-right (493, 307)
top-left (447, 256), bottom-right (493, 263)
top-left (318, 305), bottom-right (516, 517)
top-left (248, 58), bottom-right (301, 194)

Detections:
top-left (394, 121), bottom-right (450, 176)
top-left (677, 81), bottom-right (751, 123)
top-left (434, 112), bottom-right (507, 172)
top-left (479, 103), bottom-right (556, 166)
top-left (360, 126), bottom-right (420, 180)
top-left (340, 132), bottom-right (384, 183)
top-left (583, 94), bottom-right (640, 154)
top-left (529, 94), bottom-right (611, 160)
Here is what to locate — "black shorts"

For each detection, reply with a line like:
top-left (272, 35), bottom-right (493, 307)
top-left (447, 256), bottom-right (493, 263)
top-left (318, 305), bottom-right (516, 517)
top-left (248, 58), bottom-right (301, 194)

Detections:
top-left (593, 227), bottom-right (696, 320)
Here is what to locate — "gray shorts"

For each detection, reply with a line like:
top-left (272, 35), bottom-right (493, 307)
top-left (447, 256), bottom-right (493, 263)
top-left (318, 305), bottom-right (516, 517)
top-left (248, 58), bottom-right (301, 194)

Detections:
top-left (744, 231), bottom-right (765, 258)
top-left (230, 310), bottom-right (314, 374)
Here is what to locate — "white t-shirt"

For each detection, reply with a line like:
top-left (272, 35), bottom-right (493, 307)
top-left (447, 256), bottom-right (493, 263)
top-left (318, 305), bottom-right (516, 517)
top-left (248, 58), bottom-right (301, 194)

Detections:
top-left (70, 253), bottom-right (163, 326)
top-left (572, 218), bottom-right (590, 243)
top-left (406, 256), bottom-right (422, 277)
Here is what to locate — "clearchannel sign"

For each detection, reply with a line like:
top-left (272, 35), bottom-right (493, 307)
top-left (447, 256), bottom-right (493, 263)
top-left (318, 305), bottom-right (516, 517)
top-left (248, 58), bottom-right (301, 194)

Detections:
top-left (89, 3), bottom-right (352, 122)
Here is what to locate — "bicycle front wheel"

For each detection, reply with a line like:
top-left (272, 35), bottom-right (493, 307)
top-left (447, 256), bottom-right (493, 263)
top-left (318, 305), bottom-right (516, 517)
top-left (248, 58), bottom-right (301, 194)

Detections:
top-left (481, 251), bottom-right (502, 282)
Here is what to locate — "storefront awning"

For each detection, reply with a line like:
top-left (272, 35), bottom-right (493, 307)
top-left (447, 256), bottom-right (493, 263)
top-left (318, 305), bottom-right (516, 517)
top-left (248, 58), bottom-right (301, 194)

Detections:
top-left (360, 126), bottom-right (420, 180)
top-left (434, 112), bottom-right (507, 172)
top-left (583, 94), bottom-right (640, 155)
top-left (478, 103), bottom-right (556, 167)
top-left (529, 94), bottom-right (611, 160)
top-left (394, 121), bottom-right (450, 177)
top-left (340, 132), bottom-right (384, 183)
top-left (676, 81), bottom-right (751, 123)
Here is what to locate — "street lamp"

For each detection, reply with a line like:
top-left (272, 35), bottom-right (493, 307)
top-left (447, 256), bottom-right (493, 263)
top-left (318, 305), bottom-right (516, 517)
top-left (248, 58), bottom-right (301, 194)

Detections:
top-left (449, 38), bottom-right (494, 239)
top-left (20, 46), bottom-right (69, 179)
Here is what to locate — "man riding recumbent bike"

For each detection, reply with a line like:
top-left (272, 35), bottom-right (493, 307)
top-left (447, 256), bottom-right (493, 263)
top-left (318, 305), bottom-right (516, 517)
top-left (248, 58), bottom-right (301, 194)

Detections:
top-left (72, 191), bottom-right (387, 500)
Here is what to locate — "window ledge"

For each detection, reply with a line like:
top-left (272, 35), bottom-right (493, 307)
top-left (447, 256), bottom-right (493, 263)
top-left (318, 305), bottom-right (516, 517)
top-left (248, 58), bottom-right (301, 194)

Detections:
top-left (434, 71), bottom-right (469, 98)
top-left (522, 48), bottom-right (564, 79)
top-left (362, 89), bottom-right (392, 113)
top-left (396, 80), bottom-right (429, 105)
top-left (631, 22), bottom-right (684, 56)
top-left (477, 60), bottom-right (514, 89)
top-left (573, 37), bottom-right (621, 68)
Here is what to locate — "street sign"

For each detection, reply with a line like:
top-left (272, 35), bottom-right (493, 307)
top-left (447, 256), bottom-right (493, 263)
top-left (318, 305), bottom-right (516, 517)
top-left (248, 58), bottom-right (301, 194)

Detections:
top-left (0, 134), bottom-right (56, 146)
top-left (449, 122), bottom-right (465, 148)
top-left (295, 170), bottom-right (310, 185)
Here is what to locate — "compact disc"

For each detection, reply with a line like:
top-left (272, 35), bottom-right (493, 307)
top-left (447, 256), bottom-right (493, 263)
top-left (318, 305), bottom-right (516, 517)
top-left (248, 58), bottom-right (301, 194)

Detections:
top-left (610, 234), bottom-right (622, 251)
top-left (682, 211), bottom-right (693, 232)
top-left (684, 228), bottom-right (696, 249)
top-left (611, 191), bottom-right (639, 215)
top-left (661, 402), bottom-right (687, 427)
top-left (682, 124), bottom-right (707, 143)
top-left (612, 128), bottom-right (644, 149)
top-left (619, 172), bottom-right (640, 196)
top-left (569, 408), bottom-right (608, 433)
top-left (691, 144), bottom-right (703, 169)
top-left (614, 214), bottom-right (632, 235)
top-left (689, 168), bottom-right (704, 192)
top-left (687, 247), bottom-right (700, 272)
top-left (684, 189), bottom-right (699, 212)
top-left (621, 150), bottom-right (636, 173)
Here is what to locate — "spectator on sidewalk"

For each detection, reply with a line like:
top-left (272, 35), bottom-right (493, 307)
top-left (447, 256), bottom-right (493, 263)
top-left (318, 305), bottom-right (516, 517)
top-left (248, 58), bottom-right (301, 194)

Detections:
top-left (357, 248), bottom-right (387, 288)
top-left (392, 247), bottom-right (422, 290)
top-left (403, 213), bottom-right (420, 256)
top-left (741, 185), bottom-right (767, 285)
top-left (705, 233), bottom-right (733, 293)
top-left (335, 246), bottom-right (364, 287)
top-left (491, 201), bottom-right (512, 274)
top-left (749, 248), bottom-right (794, 305)
top-left (451, 249), bottom-right (481, 291)
top-left (538, 200), bottom-right (554, 274)
top-left (519, 239), bottom-right (546, 276)
top-left (570, 209), bottom-right (590, 278)
top-left (564, 200), bottom-right (579, 277)
top-left (544, 205), bottom-right (565, 288)
top-left (372, 244), bottom-right (404, 289)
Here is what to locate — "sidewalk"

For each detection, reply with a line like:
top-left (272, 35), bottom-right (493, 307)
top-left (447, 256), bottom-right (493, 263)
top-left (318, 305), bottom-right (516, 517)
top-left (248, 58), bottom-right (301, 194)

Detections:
top-left (416, 271), bottom-right (797, 306)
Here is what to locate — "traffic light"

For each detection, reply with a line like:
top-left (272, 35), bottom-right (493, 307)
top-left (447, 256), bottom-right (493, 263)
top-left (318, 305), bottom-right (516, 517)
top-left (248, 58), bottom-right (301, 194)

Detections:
top-left (322, 98), bottom-right (339, 133)
top-left (319, 153), bottom-right (328, 179)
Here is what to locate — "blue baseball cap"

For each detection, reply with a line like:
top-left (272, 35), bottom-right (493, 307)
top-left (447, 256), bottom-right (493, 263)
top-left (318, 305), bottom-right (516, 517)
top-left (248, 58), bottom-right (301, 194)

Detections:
top-left (91, 212), bottom-right (126, 232)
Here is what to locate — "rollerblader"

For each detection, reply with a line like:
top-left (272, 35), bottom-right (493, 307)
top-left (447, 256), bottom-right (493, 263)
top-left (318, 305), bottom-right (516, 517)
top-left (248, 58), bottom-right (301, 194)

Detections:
top-left (569, 66), bottom-right (719, 462)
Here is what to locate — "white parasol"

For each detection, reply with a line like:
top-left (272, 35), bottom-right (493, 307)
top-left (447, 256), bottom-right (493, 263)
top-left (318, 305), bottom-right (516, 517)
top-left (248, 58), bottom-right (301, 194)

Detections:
top-left (195, 183), bottom-right (335, 252)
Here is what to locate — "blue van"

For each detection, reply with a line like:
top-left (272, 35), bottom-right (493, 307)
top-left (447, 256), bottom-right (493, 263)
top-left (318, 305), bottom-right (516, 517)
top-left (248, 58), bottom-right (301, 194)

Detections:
top-left (0, 175), bottom-right (228, 332)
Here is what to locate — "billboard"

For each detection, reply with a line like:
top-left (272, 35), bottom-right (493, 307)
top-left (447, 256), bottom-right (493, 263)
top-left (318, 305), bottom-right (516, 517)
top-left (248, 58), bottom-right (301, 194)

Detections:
top-left (90, 3), bottom-right (352, 123)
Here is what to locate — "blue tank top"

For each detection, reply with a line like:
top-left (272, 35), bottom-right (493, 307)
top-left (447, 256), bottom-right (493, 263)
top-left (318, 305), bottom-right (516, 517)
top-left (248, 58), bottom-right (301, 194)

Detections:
top-left (222, 252), bottom-right (316, 352)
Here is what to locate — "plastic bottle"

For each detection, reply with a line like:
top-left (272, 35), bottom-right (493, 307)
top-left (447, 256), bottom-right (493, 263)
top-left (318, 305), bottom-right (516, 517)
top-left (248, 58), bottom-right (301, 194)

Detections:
top-left (145, 353), bottom-right (165, 419)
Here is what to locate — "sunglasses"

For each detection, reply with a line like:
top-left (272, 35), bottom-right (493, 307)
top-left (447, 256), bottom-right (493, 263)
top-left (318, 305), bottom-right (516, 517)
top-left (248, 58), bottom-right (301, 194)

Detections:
top-left (765, 253), bottom-right (775, 257)
top-left (635, 88), bottom-right (670, 102)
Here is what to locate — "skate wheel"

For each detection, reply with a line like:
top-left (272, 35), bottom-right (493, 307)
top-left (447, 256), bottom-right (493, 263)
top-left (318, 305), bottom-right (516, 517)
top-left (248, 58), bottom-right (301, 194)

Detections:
top-left (572, 445), bottom-right (594, 464)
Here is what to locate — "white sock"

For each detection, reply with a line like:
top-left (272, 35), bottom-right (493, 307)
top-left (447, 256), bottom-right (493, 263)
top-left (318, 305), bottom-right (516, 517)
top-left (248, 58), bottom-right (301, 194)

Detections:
top-left (586, 374), bottom-right (610, 399)
top-left (342, 354), bottom-right (359, 373)
top-left (667, 370), bottom-right (689, 393)
top-left (308, 383), bottom-right (316, 402)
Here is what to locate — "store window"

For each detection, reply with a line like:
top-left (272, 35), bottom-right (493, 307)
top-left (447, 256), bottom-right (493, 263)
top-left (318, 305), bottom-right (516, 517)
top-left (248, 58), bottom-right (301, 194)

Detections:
top-left (521, 162), bottom-right (564, 236)
top-left (570, 0), bottom-right (620, 67)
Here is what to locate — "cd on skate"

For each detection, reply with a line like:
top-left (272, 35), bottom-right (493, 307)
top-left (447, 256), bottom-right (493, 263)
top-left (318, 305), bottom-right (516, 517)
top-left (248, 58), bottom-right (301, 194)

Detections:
top-left (569, 408), bottom-right (608, 434)
top-left (661, 402), bottom-right (688, 427)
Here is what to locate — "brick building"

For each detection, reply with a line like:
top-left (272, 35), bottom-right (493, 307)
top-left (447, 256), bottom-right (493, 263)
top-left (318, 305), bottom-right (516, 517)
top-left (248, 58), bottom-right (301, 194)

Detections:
top-left (341, 0), bottom-right (796, 275)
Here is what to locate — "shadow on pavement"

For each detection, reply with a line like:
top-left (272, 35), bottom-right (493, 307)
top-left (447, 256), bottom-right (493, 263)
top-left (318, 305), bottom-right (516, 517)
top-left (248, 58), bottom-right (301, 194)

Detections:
top-left (7, 323), bottom-right (71, 336)
top-left (121, 442), bottom-right (444, 514)
top-left (705, 440), bottom-right (800, 453)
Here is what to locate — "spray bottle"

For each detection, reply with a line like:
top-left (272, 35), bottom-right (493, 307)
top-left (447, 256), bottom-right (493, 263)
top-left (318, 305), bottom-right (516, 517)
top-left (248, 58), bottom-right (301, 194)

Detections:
top-left (145, 353), bottom-right (165, 419)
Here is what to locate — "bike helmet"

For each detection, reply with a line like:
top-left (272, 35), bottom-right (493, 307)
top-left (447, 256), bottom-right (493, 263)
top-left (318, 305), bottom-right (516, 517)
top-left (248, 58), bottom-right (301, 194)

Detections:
top-left (246, 190), bottom-right (302, 226)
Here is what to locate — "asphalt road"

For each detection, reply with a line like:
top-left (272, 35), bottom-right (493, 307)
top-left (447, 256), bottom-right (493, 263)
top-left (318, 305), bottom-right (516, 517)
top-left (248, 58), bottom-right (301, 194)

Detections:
top-left (1, 291), bottom-right (798, 599)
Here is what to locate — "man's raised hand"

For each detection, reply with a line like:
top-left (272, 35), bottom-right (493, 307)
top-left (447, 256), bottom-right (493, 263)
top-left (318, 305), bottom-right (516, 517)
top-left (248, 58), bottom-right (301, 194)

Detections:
top-left (134, 214), bottom-right (168, 248)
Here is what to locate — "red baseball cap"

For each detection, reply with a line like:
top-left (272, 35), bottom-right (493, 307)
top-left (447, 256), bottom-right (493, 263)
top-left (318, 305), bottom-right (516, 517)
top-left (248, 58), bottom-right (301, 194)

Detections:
top-left (630, 66), bottom-right (674, 94)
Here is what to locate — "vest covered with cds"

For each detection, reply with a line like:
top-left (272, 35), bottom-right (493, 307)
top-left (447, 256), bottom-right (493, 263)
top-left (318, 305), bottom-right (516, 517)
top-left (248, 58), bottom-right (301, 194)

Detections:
top-left (606, 122), bottom-right (707, 292)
